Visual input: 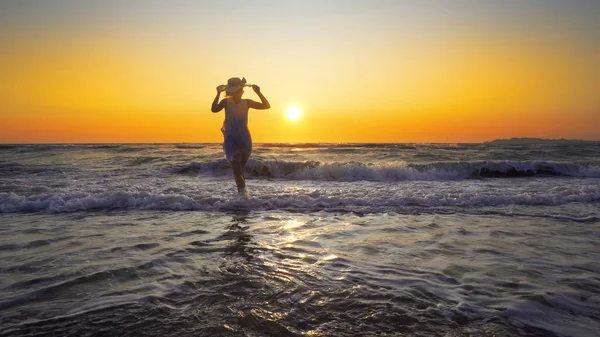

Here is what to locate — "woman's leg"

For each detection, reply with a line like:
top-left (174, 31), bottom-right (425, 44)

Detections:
top-left (231, 157), bottom-right (245, 192)
top-left (240, 150), bottom-right (250, 178)
top-left (231, 161), bottom-right (245, 191)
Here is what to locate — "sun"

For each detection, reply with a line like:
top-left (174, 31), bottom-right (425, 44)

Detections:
top-left (286, 106), bottom-right (302, 121)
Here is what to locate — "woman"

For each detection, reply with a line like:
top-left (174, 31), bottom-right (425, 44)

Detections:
top-left (211, 77), bottom-right (270, 196)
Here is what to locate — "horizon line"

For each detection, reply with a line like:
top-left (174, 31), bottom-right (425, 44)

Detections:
top-left (1, 139), bottom-right (599, 146)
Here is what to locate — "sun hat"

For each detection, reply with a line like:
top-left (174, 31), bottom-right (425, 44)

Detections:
top-left (225, 77), bottom-right (248, 93)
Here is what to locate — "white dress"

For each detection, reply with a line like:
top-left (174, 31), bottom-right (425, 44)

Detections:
top-left (221, 98), bottom-right (252, 161)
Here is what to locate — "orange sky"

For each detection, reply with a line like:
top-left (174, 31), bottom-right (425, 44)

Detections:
top-left (1, 1), bottom-right (599, 143)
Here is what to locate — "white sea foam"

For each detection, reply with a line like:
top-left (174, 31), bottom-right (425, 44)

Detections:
top-left (2, 186), bottom-right (599, 214)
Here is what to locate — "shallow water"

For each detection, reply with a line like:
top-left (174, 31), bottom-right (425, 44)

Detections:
top-left (1, 210), bottom-right (599, 336)
top-left (1, 143), bottom-right (599, 336)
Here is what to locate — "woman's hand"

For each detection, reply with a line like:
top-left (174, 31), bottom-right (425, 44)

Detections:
top-left (217, 85), bottom-right (226, 93)
top-left (252, 85), bottom-right (261, 94)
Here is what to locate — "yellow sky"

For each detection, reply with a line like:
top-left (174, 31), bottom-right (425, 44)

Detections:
top-left (1, 1), bottom-right (599, 143)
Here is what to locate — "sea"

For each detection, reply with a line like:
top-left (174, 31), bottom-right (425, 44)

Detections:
top-left (1, 142), bottom-right (599, 337)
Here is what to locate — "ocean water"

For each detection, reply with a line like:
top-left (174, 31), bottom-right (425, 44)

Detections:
top-left (1, 142), bottom-right (599, 336)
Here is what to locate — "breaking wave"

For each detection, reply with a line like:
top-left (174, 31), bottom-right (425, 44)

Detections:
top-left (2, 188), bottom-right (599, 213)
top-left (172, 159), bottom-right (600, 181)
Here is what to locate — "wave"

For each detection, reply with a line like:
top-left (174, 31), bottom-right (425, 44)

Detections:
top-left (2, 144), bottom-right (153, 153)
top-left (171, 159), bottom-right (231, 174)
top-left (172, 159), bottom-right (600, 181)
top-left (259, 143), bottom-right (332, 148)
top-left (1, 188), bottom-right (599, 214)
top-left (21, 144), bottom-right (123, 151)
top-left (258, 143), bottom-right (421, 150)
top-left (124, 156), bottom-right (171, 166)
top-left (0, 163), bottom-right (78, 176)
top-left (174, 144), bottom-right (206, 149)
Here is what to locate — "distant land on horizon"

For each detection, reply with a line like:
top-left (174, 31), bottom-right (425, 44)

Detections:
top-left (485, 137), bottom-right (599, 145)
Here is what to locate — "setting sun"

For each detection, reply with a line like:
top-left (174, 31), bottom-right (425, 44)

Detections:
top-left (0, 1), bottom-right (599, 144)
top-left (286, 106), bottom-right (302, 121)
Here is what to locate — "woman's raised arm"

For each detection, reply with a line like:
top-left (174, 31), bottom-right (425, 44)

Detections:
top-left (247, 85), bottom-right (270, 109)
top-left (211, 86), bottom-right (227, 113)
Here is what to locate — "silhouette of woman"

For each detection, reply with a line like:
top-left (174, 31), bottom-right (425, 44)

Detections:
top-left (211, 77), bottom-right (270, 197)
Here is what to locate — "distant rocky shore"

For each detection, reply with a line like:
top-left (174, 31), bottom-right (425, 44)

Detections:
top-left (485, 137), bottom-right (598, 145)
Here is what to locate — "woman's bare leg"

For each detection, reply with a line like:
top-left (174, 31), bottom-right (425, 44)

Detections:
top-left (231, 158), bottom-right (245, 192)
top-left (240, 151), bottom-right (250, 178)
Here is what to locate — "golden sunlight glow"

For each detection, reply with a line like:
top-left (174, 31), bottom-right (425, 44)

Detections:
top-left (286, 106), bottom-right (302, 121)
top-left (1, 2), bottom-right (599, 143)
